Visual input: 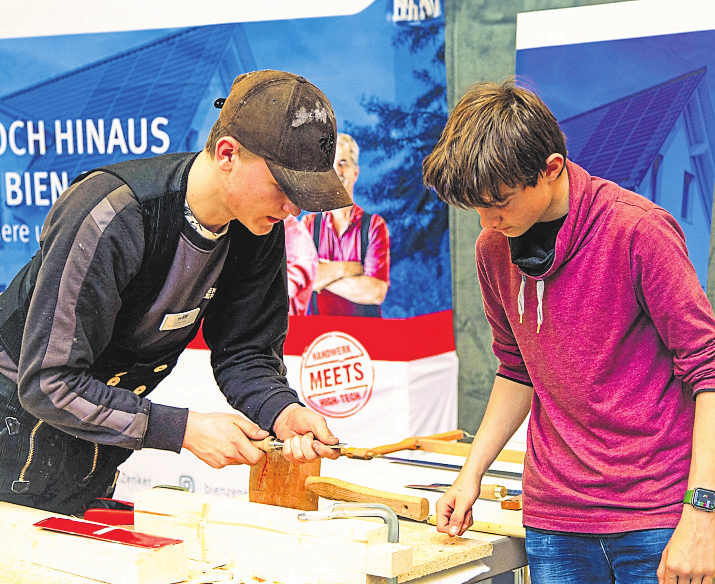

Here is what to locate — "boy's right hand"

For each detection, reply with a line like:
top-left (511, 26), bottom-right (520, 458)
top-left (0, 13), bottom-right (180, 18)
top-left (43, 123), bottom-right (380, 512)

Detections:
top-left (434, 477), bottom-right (481, 537)
top-left (182, 411), bottom-right (269, 468)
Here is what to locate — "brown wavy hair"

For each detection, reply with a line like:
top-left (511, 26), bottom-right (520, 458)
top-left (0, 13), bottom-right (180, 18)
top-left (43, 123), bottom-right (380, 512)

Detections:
top-left (423, 78), bottom-right (567, 209)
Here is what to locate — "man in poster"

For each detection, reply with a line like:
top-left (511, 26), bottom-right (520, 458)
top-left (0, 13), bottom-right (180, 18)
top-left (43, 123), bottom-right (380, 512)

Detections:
top-left (302, 133), bottom-right (390, 317)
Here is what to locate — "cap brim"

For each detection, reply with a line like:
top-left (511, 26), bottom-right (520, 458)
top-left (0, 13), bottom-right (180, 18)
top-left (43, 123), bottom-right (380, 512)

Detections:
top-left (265, 160), bottom-right (353, 213)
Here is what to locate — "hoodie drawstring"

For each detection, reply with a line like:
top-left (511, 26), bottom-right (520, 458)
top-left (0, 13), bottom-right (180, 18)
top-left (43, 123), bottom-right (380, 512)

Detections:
top-left (518, 274), bottom-right (544, 333)
top-left (518, 275), bottom-right (526, 324)
top-left (536, 279), bottom-right (544, 333)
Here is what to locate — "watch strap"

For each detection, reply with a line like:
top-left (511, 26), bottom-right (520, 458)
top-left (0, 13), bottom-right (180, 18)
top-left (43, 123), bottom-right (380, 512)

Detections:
top-left (684, 487), bottom-right (715, 511)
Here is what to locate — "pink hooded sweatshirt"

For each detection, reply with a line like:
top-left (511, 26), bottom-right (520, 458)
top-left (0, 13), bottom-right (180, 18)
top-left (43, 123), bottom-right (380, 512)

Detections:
top-left (477, 161), bottom-right (715, 533)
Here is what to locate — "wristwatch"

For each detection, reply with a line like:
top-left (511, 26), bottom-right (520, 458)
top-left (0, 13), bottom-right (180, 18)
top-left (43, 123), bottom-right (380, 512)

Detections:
top-left (683, 488), bottom-right (715, 512)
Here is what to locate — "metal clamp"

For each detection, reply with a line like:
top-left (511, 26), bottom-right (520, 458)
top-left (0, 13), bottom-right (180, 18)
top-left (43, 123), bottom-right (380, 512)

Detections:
top-left (298, 503), bottom-right (400, 584)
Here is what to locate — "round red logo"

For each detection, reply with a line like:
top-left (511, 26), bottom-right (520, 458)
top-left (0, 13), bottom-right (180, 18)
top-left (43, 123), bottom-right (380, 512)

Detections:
top-left (299, 332), bottom-right (374, 418)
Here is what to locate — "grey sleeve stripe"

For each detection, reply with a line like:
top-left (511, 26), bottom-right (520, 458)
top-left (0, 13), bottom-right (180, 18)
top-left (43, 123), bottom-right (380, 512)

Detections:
top-left (37, 184), bottom-right (146, 438)
top-left (42, 184), bottom-right (133, 368)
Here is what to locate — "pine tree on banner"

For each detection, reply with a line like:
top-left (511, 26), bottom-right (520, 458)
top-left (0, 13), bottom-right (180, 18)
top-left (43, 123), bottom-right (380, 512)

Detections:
top-left (345, 22), bottom-right (450, 317)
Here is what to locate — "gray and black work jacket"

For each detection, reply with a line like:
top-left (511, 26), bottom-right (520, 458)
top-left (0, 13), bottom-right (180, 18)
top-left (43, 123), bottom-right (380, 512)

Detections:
top-left (0, 152), bottom-right (298, 456)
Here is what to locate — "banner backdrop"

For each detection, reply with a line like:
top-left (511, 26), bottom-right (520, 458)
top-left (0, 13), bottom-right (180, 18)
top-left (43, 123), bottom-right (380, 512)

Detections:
top-left (0, 1), bottom-right (450, 317)
top-left (0, 0), bottom-right (457, 499)
top-left (516, 0), bottom-right (715, 289)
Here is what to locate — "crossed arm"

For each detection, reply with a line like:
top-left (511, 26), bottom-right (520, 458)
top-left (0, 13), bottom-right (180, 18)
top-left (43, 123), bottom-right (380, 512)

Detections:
top-left (314, 260), bottom-right (388, 305)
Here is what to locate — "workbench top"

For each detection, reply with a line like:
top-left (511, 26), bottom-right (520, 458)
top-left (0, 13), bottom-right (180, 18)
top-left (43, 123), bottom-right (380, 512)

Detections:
top-left (0, 452), bottom-right (525, 584)
top-left (0, 514), bottom-right (493, 584)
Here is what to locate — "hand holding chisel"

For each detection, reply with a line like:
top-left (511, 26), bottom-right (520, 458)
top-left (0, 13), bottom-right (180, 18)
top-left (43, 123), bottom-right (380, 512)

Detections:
top-left (252, 436), bottom-right (346, 452)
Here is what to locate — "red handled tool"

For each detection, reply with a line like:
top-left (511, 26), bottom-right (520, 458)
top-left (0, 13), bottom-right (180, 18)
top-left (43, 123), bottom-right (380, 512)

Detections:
top-left (83, 498), bottom-right (135, 526)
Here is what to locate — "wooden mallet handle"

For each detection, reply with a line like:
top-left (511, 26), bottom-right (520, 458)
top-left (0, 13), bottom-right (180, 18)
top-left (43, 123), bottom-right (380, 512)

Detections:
top-left (304, 476), bottom-right (430, 521)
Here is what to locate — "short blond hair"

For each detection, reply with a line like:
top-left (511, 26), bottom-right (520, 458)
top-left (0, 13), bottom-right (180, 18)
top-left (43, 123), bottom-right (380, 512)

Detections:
top-left (337, 133), bottom-right (359, 167)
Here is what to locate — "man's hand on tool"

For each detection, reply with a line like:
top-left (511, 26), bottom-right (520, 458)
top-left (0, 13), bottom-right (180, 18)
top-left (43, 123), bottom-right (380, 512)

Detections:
top-left (182, 411), bottom-right (269, 468)
top-left (273, 403), bottom-right (341, 463)
top-left (434, 475), bottom-right (481, 537)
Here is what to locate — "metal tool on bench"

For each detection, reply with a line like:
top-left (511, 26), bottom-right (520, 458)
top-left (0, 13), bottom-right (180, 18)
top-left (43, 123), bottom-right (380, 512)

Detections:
top-left (327, 429), bottom-right (525, 478)
top-left (385, 455), bottom-right (523, 480)
top-left (299, 503), bottom-right (401, 584)
top-left (406, 482), bottom-right (522, 498)
top-left (253, 437), bottom-right (346, 451)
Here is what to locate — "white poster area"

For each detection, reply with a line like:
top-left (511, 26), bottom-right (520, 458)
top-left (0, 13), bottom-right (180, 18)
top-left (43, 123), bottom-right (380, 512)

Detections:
top-left (114, 313), bottom-right (458, 502)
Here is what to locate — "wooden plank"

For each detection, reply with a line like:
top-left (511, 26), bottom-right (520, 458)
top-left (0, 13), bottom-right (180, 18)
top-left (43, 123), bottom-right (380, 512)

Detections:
top-left (0, 502), bottom-right (187, 584)
top-left (0, 556), bottom-right (263, 584)
top-left (134, 489), bottom-right (494, 584)
top-left (396, 520), bottom-right (493, 582)
top-left (136, 487), bottom-right (387, 544)
top-left (134, 489), bottom-right (401, 584)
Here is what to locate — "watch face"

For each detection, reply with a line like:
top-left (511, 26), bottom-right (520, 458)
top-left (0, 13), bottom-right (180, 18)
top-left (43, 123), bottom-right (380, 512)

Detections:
top-left (693, 488), bottom-right (715, 510)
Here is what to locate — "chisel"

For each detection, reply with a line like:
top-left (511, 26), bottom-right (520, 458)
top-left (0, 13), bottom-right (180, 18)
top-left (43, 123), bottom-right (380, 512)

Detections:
top-left (384, 456), bottom-right (523, 480)
top-left (406, 483), bottom-right (521, 498)
top-left (252, 437), bottom-right (346, 451)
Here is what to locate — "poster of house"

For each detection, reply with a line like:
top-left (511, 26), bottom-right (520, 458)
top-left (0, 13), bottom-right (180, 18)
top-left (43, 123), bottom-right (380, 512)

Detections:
top-left (516, 0), bottom-right (715, 289)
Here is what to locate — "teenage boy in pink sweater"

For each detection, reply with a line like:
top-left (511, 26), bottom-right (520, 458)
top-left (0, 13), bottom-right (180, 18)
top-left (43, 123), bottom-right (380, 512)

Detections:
top-left (422, 79), bottom-right (715, 584)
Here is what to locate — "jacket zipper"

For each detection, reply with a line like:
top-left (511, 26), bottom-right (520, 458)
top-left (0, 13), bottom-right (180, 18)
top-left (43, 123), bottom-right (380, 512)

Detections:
top-left (12, 420), bottom-right (100, 492)
top-left (82, 443), bottom-right (100, 482)
top-left (12, 419), bottom-right (42, 493)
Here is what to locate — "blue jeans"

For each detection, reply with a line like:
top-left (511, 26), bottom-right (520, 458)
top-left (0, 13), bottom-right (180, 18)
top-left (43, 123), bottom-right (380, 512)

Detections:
top-left (525, 527), bottom-right (674, 584)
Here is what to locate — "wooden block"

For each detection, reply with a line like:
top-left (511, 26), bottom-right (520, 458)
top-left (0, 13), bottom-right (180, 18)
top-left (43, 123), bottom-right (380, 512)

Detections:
top-left (134, 488), bottom-right (406, 584)
top-left (0, 502), bottom-right (187, 584)
top-left (249, 448), bottom-right (321, 510)
top-left (366, 542), bottom-right (413, 578)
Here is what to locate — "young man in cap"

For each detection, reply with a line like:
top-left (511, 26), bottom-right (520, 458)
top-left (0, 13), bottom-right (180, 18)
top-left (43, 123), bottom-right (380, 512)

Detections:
top-left (0, 70), bottom-right (352, 515)
top-left (422, 79), bottom-right (715, 583)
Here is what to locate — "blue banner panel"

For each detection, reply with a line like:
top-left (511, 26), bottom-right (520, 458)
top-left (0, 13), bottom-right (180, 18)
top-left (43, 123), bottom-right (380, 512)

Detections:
top-left (516, 12), bottom-right (715, 289)
top-left (0, 0), bottom-right (450, 318)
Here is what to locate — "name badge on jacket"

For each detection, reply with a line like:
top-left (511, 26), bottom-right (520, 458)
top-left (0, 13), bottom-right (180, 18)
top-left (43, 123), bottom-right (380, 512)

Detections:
top-left (160, 308), bottom-right (200, 331)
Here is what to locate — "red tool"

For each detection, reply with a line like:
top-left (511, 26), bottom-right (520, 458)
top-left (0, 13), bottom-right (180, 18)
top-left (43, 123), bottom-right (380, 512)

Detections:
top-left (34, 516), bottom-right (180, 548)
top-left (83, 498), bottom-right (134, 525)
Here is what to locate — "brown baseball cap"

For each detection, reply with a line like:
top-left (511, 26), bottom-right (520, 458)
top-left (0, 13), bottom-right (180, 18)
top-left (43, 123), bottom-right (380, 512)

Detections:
top-left (216, 70), bottom-right (352, 212)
